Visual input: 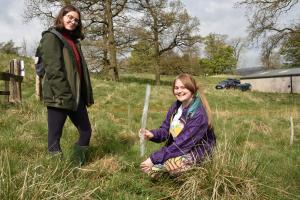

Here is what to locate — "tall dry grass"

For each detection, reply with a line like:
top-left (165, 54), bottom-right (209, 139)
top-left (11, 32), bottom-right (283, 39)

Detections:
top-left (0, 151), bottom-right (100, 200)
top-left (173, 141), bottom-right (261, 200)
top-left (0, 57), bottom-right (299, 199)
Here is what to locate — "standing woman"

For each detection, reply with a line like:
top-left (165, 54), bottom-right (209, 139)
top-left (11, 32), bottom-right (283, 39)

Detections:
top-left (140, 73), bottom-right (216, 178)
top-left (40, 5), bottom-right (94, 166)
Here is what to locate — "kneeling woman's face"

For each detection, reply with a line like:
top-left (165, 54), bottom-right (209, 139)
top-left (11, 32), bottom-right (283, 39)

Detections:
top-left (63, 11), bottom-right (79, 31)
top-left (173, 79), bottom-right (193, 107)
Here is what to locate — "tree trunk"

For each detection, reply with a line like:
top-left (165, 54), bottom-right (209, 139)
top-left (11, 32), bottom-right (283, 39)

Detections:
top-left (102, 27), bottom-right (110, 77)
top-left (105, 0), bottom-right (119, 81)
top-left (154, 51), bottom-right (160, 85)
top-left (153, 17), bottom-right (160, 85)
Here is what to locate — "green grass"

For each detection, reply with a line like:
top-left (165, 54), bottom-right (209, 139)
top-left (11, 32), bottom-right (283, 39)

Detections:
top-left (0, 53), bottom-right (299, 199)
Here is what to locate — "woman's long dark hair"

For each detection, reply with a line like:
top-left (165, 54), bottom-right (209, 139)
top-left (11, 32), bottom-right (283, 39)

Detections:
top-left (54, 5), bottom-right (84, 39)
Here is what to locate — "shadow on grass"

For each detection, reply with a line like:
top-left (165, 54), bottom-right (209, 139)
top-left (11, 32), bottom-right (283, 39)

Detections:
top-left (119, 76), bottom-right (172, 86)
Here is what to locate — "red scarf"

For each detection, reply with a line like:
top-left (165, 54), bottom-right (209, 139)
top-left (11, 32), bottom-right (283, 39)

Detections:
top-left (61, 32), bottom-right (83, 79)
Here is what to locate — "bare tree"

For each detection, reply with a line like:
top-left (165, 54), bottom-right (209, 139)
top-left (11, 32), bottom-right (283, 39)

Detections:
top-left (237, 0), bottom-right (300, 68)
top-left (104, 0), bottom-right (128, 81)
top-left (230, 37), bottom-right (245, 64)
top-left (133, 0), bottom-right (201, 85)
top-left (21, 38), bottom-right (28, 56)
top-left (24, 0), bottom-right (129, 81)
top-left (78, 0), bottom-right (128, 81)
top-left (24, 0), bottom-right (63, 26)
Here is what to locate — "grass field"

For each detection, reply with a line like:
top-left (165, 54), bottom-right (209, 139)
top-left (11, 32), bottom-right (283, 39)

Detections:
top-left (0, 54), bottom-right (299, 199)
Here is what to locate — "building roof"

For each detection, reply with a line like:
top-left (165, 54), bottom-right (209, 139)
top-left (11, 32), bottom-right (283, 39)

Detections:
top-left (236, 67), bottom-right (264, 76)
top-left (241, 67), bottom-right (300, 80)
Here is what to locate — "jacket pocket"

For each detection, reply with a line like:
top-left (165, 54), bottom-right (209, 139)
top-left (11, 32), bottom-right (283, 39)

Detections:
top-left (43, 79), bottom-right (55, 103)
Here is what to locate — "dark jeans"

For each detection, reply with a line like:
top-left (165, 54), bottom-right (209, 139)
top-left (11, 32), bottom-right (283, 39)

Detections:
top-left (47, 99), bottom-right (92, 152)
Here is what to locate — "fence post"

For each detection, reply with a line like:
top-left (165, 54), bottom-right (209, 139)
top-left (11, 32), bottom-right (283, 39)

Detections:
top-left (9, 59), bottom-right (22, 102)
top-left (17, 60), bottom-right (22, 102)
top-left (34, 57), bottom-right (43, 101)
top-left (36, 75), bottom-right (43, 101)
top-left (4, 73), bottom-right (9, 102)
top-left (9, 60), bottom-right (15, 102)
top-left (20, 60), bottom-right (25, 77)
top-left (0, 71), bottom-right (10, 103)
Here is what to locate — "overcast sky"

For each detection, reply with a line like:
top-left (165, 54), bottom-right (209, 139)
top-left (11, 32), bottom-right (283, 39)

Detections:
top-left (0, 0), bottom-right (261, 68)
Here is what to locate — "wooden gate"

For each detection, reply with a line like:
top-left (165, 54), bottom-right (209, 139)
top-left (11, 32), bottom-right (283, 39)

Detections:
top-left (0, 59), bottom-right (24, 103)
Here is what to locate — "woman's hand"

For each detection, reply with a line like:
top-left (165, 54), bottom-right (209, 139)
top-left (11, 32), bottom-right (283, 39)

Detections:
top-left (139, 128), bottom-right (154, 140)
top-left (140, 157), bottom-right (154, 173)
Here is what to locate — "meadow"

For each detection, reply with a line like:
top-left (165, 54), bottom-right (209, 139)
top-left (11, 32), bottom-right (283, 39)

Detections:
top-left (0, 55), bottom-right (299, 199)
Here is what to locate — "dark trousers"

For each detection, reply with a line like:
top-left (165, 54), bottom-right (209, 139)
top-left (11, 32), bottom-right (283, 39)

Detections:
top-left (47, 99), bottom-right (92, 152)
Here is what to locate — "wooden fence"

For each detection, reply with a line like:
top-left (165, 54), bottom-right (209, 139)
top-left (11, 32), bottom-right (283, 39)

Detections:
top-left (0, 59), bottom-right (24, 103)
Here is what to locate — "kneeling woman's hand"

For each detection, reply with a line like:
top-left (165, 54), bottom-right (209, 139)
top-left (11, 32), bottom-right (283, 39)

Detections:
top-left (140, 157), bottom-right (154, 173)
top-left (139, 128), bottom-right (154, 140)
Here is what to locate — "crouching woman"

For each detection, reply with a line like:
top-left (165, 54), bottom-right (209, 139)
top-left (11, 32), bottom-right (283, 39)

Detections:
top-left (140, 73), bottom-right (216, 177)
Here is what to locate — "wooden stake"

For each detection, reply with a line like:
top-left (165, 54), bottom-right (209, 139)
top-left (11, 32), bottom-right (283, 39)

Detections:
top-left (34, 57), bottom-right (43, 101)
top-left (4, 75), bottom-right (9, 103)
top-left (20, 60), bottom-right (25, 77)
top-left (9, 60), bottom-right (16, 102)
top-left (290, 117), bottom-right (294, 145)
top-left (16, 60), bottom-right (22, 102)
top-left (36, 75), bottom-right (43, 101)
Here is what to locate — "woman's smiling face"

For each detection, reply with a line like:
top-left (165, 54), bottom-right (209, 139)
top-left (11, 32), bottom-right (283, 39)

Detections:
top-left (173, 79), bottom-right (193, 107)
top-left (63, 11), bottom-right (79, 31)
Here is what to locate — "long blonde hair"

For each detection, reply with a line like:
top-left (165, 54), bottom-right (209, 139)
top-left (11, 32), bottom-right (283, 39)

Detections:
top-left (172, 73), bottom-right (212, 126)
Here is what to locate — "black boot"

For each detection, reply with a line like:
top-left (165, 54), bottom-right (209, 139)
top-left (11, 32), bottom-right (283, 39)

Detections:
top-left (69, 144), bottom-right (88, 167)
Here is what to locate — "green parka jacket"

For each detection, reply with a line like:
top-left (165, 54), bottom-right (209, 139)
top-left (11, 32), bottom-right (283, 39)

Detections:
top-left (40, 28), bottom-right (94, 111)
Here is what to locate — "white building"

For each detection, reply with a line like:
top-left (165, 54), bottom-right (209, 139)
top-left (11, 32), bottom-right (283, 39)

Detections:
top-left (240, 68), bottom-right (300, 94)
